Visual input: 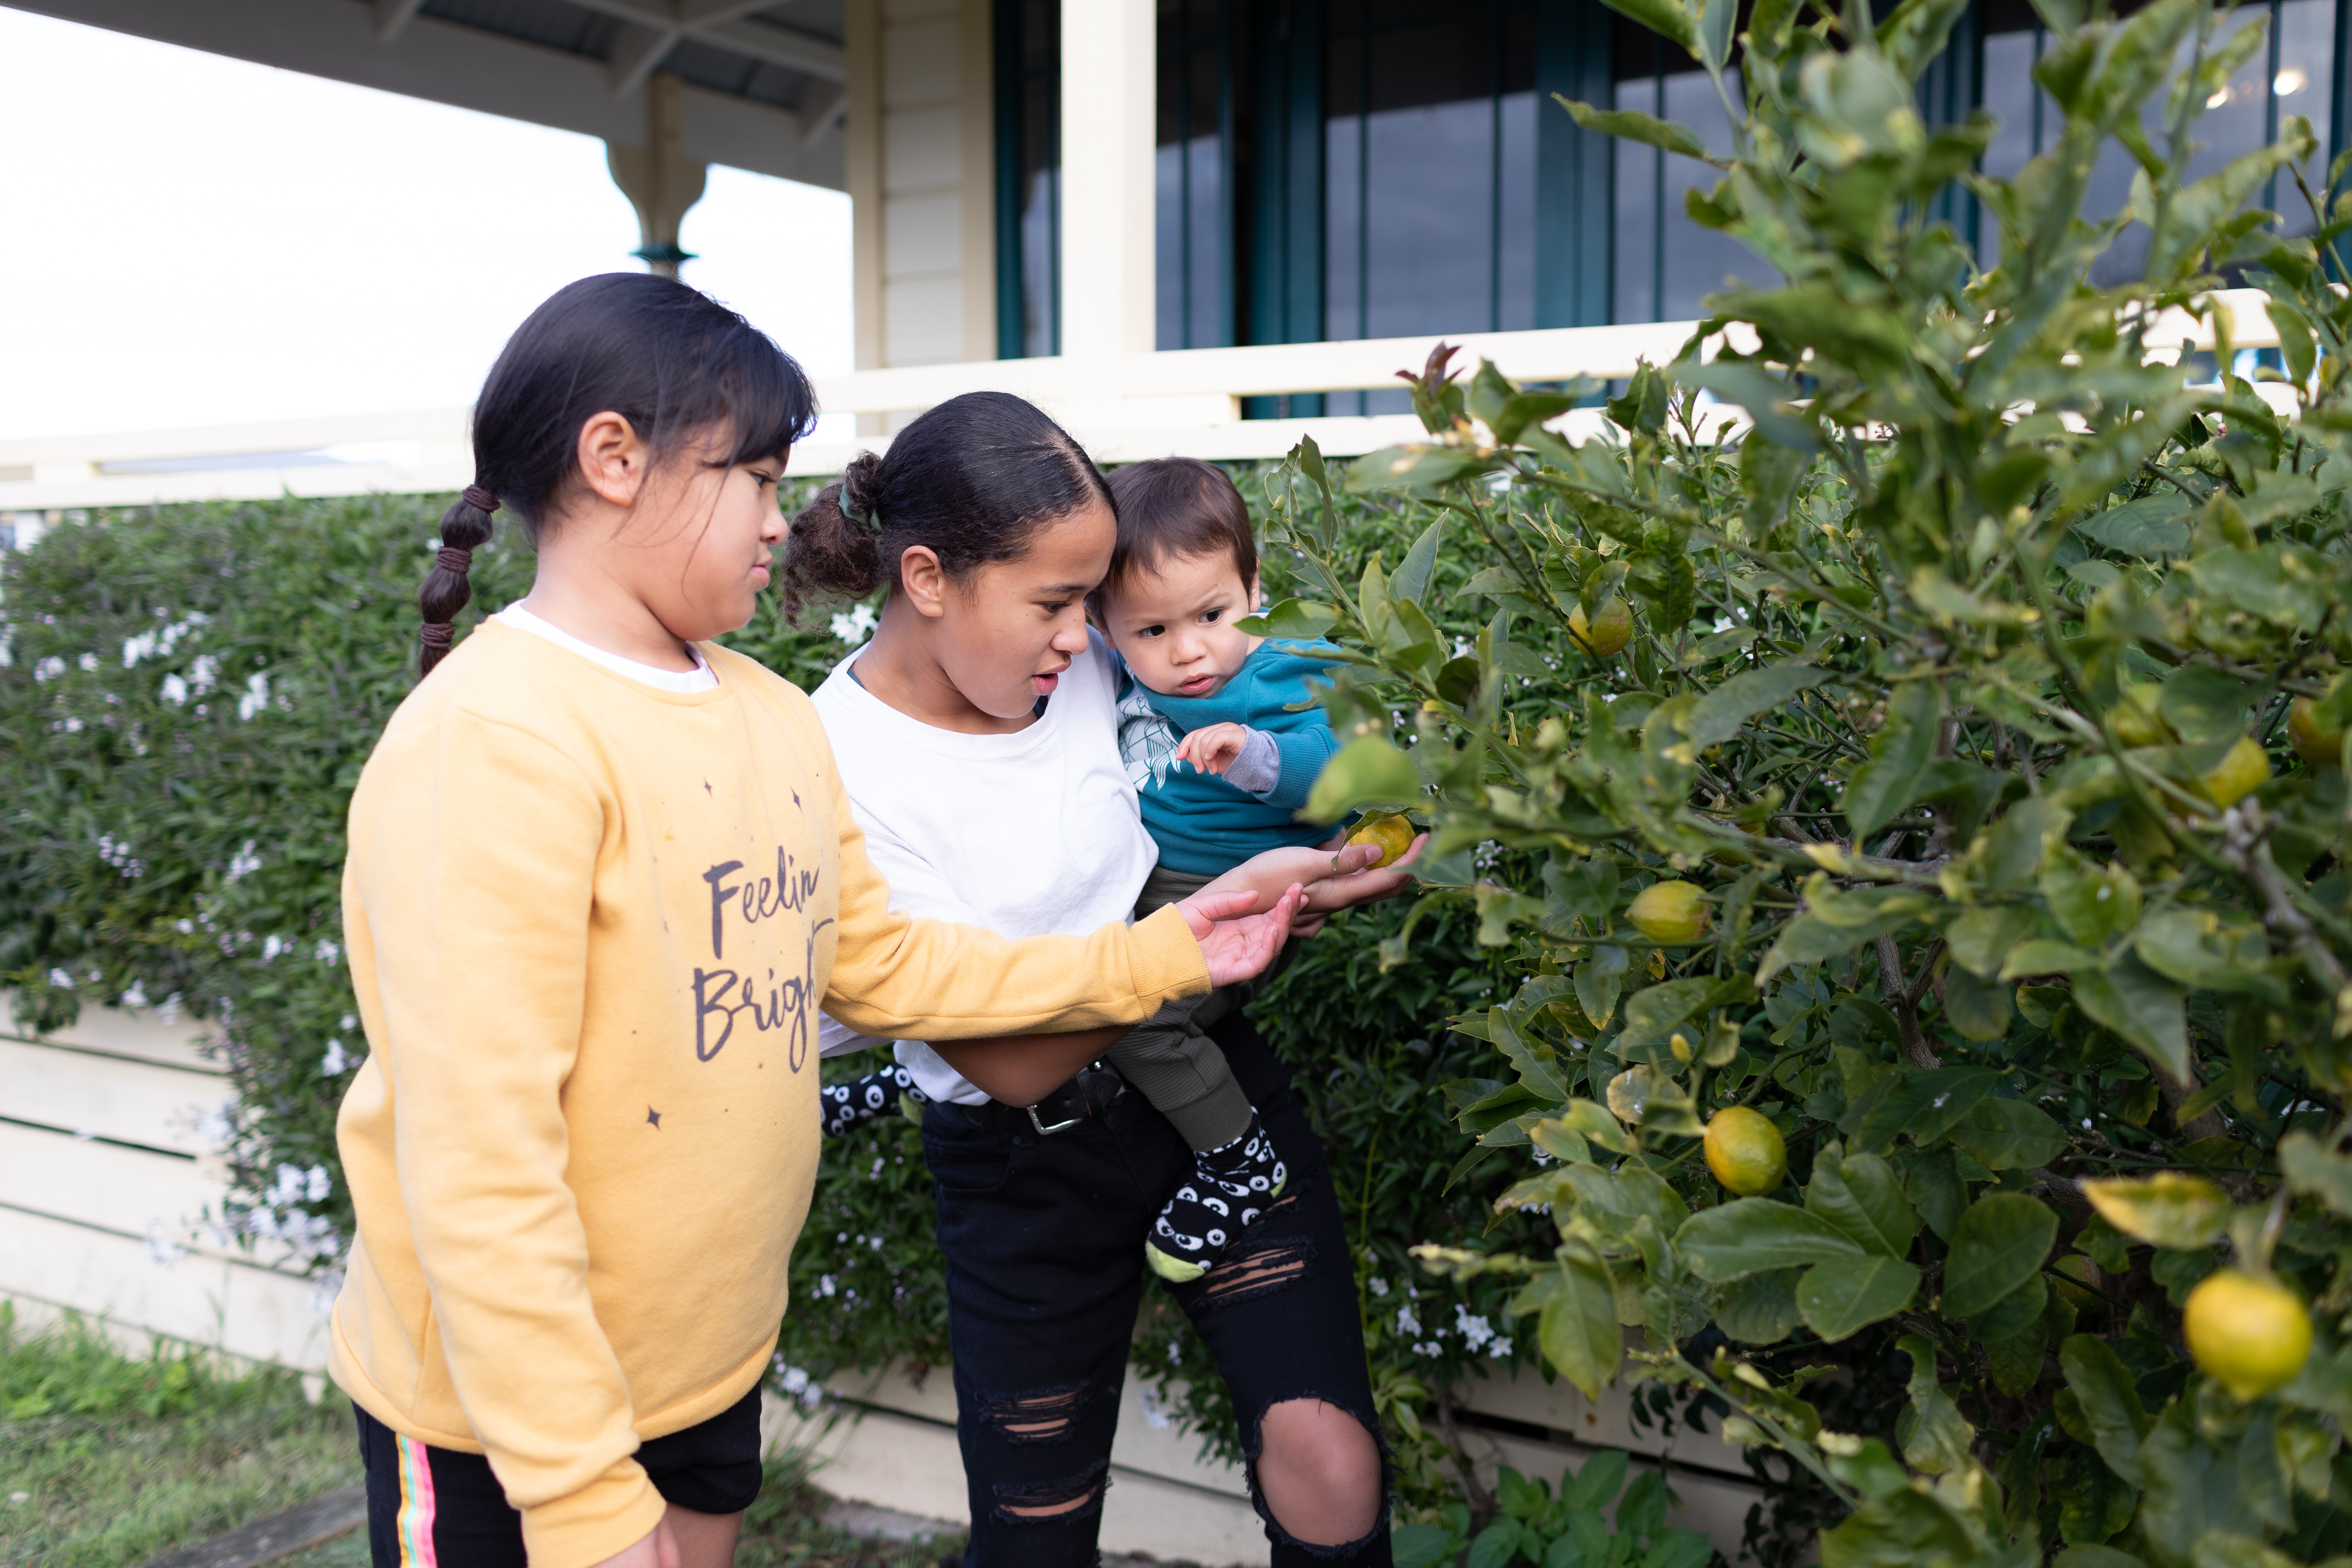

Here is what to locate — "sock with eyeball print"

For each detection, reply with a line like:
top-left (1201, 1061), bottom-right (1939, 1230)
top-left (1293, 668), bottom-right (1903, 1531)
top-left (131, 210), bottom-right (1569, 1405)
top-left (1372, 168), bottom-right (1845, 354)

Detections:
top-left (820, 1065), bottom-right (927, 1137)
top-left (1144, 1110), bottom-right (1286, 1283)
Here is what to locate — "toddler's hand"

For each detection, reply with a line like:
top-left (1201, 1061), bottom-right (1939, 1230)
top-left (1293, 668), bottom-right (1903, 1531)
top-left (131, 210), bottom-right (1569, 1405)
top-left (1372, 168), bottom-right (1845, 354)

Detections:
top-left (1174, 723), bottom-right (1252, 776)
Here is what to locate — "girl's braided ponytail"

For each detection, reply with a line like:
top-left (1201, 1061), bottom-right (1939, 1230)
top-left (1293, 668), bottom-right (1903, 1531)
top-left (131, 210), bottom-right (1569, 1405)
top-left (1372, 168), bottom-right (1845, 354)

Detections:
top-left (418, 484), bottom-right (497, 677)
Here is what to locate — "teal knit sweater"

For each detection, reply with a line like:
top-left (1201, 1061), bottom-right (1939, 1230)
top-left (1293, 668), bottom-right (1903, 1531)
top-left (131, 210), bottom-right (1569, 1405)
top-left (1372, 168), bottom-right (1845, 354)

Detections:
top-left (1114, 638), bottom-right (1343, 877)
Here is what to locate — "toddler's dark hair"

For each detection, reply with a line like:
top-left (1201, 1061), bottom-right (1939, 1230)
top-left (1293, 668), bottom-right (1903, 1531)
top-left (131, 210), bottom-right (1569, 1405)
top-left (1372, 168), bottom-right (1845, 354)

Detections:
top-left (1099, 458), bottom-right (1256, 602)
top-left (418, 272), bottom-right (817, 675)
top-left (781, 391), bottom-right (1112, 618)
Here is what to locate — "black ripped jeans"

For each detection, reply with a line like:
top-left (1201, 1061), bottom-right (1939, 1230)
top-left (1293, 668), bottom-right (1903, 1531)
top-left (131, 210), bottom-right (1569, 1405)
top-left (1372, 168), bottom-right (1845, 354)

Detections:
top-left (923, 1014), bottom-right (1391, 1567)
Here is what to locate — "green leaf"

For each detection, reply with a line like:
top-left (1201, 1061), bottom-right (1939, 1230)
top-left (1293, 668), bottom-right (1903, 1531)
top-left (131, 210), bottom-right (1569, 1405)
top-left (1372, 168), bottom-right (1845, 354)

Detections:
top-left (1346, 446), bottom-right (1495, 493)
top-left (2190, 1535), bottom-right (2302, 1568)
top-left (1805, 1146), bottom-right (1919, 1257)
top-left (1562, 1447), bottom-right (1630, 1512)
top-left (1541, 1241), bottom-right (1625, 1398)
top-left (1844, 680), bottom-right (1941, 841)
top-left (2158, 666), bottom-right (2256, 746)
top-left (1235, 596), bottom-right (1339, 640)
top-left (2059, 1334), bottom-right (2152, 1488)
top-left (2000, 938), bottom-right (2102, 978)
top-left (1680, 663), bottom-right (1832, 752)
top-left (1941, 964), bottom-right (2015, 1041)
top-left (2040, 847), bottom-right (2142, 949)
top-left (1390, 519), bottom-right (1443, 607)
top-left (1799, 1255), bottom-right (1921, 1342)
top-left (2055, 1550), bottom-right (2150, 1568)
top-left (1853, 1065), bottom-right (2002, 1153)
top-left (1590, 0), bottom-right (1698, 54)
top-left (1946, 905), bottom-right (2036, 978)
top-left (1948, 1097), bottom-right (2068, 1171)
top-left (1674, 362), bottom-right (1821, 451)
top-left (2078, 492), bottom-right (2192, 558)
top-left (1300, 736), bottom-right (1421, 824)
top-left (2278, 1132), bottom-right (2352, 1220)
top-left (1557, 97), bottom-right (1713, 159)
top-left (1575, 945), bottom-right (1631, 1029)
top-left (1391, 1524), bottom-right (1460, 1568)
top-left (1615, 977), bottom-right (1716, 1051)
top-left (1714, 1268), bottom-right (1802, 1344)
top-left (1820, 1489), bottom-right (1980, 1568)
top-left (1674, 1198), bottom-right (1866, 1281)
top-left (1897, 1335), bottom-right (1976, 1476)
top-left (1942, 1193), bottom-right (2059, 1318)
top-left (2071, 954), bottom-right (2191, 1082)
top-left (2079, 1172), bottom-right (2230, 1249)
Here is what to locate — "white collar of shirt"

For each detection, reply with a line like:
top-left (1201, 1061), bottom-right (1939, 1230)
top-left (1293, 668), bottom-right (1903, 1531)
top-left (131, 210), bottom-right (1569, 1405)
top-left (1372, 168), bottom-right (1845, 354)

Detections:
top-left (495, 604), bottom-right (720, 693)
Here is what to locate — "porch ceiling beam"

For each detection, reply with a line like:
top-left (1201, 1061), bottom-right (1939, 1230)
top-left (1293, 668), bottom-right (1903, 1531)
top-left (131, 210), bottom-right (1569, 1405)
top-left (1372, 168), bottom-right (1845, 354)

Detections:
top-left (7, 0), bottom-right (844, 189)
top-left (557, 0), bottom-right (847, 81)
top-left (373, 0), bottom-right (428, 42)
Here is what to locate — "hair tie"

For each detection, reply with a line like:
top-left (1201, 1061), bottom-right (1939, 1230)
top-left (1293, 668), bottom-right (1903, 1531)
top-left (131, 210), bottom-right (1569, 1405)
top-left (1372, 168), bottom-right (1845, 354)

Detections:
top-left (462, 484), bottom-right (499, 515)
top-left (436, 547), bottom-right (474, 575)
top-left (419, 621), bottom-right (455, 650)
top-left (838, 486), bottom-right (881, 535)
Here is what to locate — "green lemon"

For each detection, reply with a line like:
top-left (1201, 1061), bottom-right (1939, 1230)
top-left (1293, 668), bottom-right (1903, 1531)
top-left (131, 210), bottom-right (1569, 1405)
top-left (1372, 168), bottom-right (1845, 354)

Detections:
top-left (2184, 1270), bottom-right (2312, 1401)
top-left (1346, 813), bottom-right (1416, 869)
top-left (1627, 880), bottom-right (1708, 944)
top-left (2289, 698), bottom-right (2344, 770)
top-left (2199, 735), bottom-right (2270, 809)
top-left (1704, 1108), bottom-right (1787, 1196)
top-left (1567, 600), bottom-right (1633, 657)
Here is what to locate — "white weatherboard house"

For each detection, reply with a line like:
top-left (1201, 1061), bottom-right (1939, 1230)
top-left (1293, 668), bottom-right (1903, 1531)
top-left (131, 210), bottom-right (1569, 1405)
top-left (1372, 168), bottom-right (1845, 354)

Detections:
top-left (0, 0), bottom-right (2328, 1556)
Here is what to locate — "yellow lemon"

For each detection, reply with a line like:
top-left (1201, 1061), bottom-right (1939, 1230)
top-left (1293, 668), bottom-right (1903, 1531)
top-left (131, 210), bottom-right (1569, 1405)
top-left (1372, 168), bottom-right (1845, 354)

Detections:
top-left (2289, 699), bottom-right (2343, 770)
top-left (1627, 880), bottom-right (1708, 944)
top-left (2184, 1269), bottom-right (2313, 1401)
top-left (1345, 813), bottom-right (1416, 869)
top-left (2199, 735), bottom-right (2270, 809)
top-left (1567, 600), bottom-right (1634, 658)
top-left (1704, 1108), bottom-right (1787, 1196)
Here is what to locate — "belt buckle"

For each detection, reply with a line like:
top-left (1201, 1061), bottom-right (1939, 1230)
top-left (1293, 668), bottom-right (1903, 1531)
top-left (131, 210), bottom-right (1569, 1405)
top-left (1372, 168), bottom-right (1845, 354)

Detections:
top-left (1027, 1102), bottom-right (1084, 1136)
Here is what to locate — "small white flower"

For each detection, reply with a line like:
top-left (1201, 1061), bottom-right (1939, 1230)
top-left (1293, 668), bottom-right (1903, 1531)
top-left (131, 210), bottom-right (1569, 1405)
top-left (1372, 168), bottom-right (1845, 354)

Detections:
top-left (261, 934), bottom-right (285, 961)
top-left (77, 652), bottom-right (98, 672)
top-left (123, 630), bottom-right (158, 666)
top-left (33, 655), bottom-right (64, 681)
top-left (315, 939), bottom-right (341, 964)
top-left (1138, 1384), bottom-right (1173, 1429)
top-left (1394, 1304), bottom-right (1421, 1337)
top-left (144, 1222), bottom-right (188, 1269)
top-left (160, 673), bottom-right (189, 705)
top-left (237, 671), bottom-right (271, 721)
top-left (1367, 1276), bottom-right (1390, 1297)
top-left (321, 1038), bottom-right (351, 1076)
top-left (120, 981), bottom-right (149, 1010)
top-left (830, 602), bottom-right (878, 645)
top-left (1490, 1337), bottom-right (1512, 1359)
top-left (226, 841), bottom-right (261, 882)
top-left (189, 653), bottom-right (220, 695)
top-left (46, 968), bottom-right (74, 989)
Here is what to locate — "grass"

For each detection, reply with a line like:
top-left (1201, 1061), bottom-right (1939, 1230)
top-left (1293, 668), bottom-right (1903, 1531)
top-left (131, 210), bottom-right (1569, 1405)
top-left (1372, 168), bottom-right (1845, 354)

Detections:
top-left (0, 1307), bottom-right (356, 1568)
top-left (0, 1308), bottom-right (959, 1568)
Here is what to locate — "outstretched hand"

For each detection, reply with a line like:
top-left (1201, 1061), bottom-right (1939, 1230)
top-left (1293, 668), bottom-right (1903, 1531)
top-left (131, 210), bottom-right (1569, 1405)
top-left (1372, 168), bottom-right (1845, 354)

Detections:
top-left (1175, 884), bottom-right (1307, 988)
top-left (1174, 722), bottom-right (1252, 776)
top-left (1300, 832), bottom-right (1427, 914)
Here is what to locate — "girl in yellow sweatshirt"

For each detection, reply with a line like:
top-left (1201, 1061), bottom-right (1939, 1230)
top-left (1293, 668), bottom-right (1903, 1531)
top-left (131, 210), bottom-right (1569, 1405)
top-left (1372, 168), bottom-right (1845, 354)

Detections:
top-left (330, 274), bottom-right (1303, 1568)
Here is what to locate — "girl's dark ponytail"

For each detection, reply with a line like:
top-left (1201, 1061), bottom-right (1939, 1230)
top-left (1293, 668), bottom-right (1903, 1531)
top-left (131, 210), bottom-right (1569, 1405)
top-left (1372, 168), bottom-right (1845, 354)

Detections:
top-left (419, 484), bottom-right (498, 676)
top-left (779, 391), bottom-right (1112, 622)
top-left (779, 452), bottom-right (888, 617)
top-left (412, 272), bottom-right (817, 680)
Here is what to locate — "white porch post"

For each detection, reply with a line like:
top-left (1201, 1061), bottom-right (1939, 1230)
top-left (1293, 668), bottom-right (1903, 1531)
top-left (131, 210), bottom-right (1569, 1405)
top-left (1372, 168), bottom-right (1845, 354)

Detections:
top-left (1057, 0), bottom-right (1156, 411)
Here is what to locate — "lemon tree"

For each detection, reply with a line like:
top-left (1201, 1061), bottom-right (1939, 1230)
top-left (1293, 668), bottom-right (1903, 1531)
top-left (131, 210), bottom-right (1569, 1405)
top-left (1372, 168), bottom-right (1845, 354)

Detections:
top-left (1244, 0), bottom-right (2352, 1555)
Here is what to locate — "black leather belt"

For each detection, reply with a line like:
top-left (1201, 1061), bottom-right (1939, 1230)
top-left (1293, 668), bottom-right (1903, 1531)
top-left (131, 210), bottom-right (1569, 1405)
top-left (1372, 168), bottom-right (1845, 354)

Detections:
top-left (942, 1063), bottom-right (1126, 1135)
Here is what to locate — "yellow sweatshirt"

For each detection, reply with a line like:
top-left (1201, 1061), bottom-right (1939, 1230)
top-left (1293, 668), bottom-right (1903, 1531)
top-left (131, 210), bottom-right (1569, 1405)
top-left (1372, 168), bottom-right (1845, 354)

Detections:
top-left (330, 621), bottom-right (1207, 1567)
